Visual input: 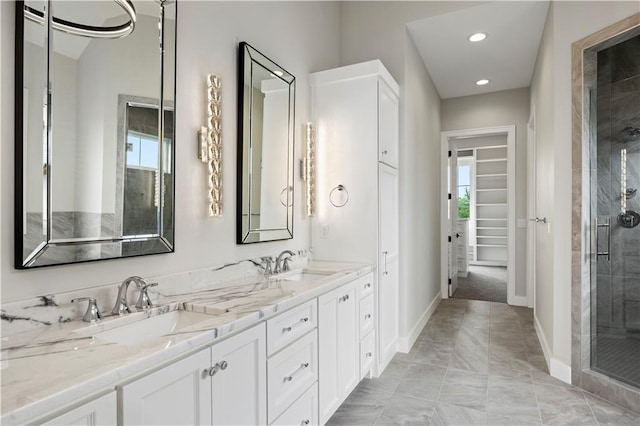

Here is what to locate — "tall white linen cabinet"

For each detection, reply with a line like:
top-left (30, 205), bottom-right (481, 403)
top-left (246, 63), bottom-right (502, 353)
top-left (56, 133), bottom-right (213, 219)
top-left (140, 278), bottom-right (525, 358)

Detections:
top-left (310, 60), bottom-right (400, 388)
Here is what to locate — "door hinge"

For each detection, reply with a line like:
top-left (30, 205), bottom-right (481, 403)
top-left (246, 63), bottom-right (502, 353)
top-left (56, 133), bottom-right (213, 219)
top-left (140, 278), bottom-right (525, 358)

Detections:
top-left (448, 278), bottom-right (452, 285)
top-left (448, 193), bottom-right (452, 200)
top-left (448, 150), bottom-right (452, 158)
top-left (448, 236), bottom-right (452, 243)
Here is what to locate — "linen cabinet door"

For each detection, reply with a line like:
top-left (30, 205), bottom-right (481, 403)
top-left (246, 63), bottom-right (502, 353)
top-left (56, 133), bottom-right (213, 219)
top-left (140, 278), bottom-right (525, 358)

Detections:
top-left (378, 163), bottom-right (399, 372)
top-left (378, 80), bottom-right (399, 168)
top-left (211, 323), bottom-right (267, 426)
top-left (119, 349), bottom-right (212, 425)
top-left (318, 282), bottom-right (358, 424)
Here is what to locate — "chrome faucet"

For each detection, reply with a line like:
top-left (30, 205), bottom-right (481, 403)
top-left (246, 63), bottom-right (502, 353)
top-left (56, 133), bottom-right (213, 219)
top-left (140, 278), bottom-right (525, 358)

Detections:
top-left (112, 276), bottom-right (146, 315)
top-left (274, 250), bottom-right (295, 274)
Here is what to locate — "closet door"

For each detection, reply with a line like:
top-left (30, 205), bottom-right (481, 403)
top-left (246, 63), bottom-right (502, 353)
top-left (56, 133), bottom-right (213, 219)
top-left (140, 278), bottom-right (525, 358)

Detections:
top-left (378, 163), bottom-right (399, 371)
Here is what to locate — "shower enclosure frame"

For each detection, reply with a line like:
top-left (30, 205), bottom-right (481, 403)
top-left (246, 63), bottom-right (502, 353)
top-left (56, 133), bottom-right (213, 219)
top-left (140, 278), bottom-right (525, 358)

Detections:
top-left (571, 13), bottom-right (640, 414)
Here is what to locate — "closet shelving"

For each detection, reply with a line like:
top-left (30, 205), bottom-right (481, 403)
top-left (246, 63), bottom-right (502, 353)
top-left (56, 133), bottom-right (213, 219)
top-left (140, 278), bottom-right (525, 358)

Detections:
top-left (473, 145), bottom-right (508, 266)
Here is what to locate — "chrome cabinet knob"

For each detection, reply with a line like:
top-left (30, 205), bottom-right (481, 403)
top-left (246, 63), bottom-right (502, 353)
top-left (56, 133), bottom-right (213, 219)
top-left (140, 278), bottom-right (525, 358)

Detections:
top-left (205, 360), bottom-right (228, 377)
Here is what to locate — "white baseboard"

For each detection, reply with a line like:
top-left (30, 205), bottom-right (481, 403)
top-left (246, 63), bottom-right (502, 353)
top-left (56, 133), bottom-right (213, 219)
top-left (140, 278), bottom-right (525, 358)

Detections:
top-left (397, 293), bottom-right (441, 353)
top-left (509, 295), bottom-right (529, 307)
top-left (534, 313), bottom-right (572, 384)
top-left (550, 358), bottom-right (572, 384)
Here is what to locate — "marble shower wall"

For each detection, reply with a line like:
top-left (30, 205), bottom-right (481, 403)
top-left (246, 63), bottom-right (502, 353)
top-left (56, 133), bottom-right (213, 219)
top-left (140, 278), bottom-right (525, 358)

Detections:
top-left (595, 34), bottom-right (640, 333)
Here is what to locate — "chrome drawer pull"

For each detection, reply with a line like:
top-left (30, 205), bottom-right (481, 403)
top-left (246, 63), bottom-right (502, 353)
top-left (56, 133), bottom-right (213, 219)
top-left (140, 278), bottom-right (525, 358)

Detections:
top-left (283, 317), bottom-right (309, 333)
top-left (284, 362), bottom-right (309, 382)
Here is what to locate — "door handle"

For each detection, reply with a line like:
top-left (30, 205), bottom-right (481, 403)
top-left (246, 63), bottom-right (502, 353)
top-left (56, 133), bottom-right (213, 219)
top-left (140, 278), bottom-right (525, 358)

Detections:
top-left (596, 217), bottom-right (611, 261)
top-left (529, 217), bottom-right (547, 224)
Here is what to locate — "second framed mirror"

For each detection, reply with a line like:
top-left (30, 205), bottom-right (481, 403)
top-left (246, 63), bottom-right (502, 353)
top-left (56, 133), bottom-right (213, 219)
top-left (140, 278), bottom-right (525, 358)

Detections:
top-left (237, 42), bottom-right (295, 244)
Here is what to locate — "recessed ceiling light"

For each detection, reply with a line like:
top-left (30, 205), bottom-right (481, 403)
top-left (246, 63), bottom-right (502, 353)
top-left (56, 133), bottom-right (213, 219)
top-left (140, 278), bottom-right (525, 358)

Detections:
top-left (468, 32), bottom-right (488, 42)
top-left (476, 79), bottom-right (490, 86)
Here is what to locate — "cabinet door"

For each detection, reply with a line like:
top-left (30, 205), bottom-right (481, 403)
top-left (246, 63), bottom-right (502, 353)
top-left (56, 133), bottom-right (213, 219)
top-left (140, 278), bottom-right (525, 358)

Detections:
top-left (318, 282), bottom-right (358, 424)
top-left (119, 349), bottom-right (212, 425)
top-left (41, 392), bottom-right (116, 426)
top-left (211, 323), bottom-right (266, 426)
top-left (378, 163), bottom-right (399, 372)
top-left (378, 257), bottom-right (399, 371)
top-left (378, 81), bottom-right (399, 168)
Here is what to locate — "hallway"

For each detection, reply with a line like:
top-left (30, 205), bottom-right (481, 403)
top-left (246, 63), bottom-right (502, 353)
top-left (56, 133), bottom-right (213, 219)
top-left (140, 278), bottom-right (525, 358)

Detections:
top-left (327, 299), bottom-right (640, 425)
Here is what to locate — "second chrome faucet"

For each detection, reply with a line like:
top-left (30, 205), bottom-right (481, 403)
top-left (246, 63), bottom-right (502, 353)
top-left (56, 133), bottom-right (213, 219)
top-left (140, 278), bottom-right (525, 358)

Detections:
top-left (112, 276), bottom-right (158, 315)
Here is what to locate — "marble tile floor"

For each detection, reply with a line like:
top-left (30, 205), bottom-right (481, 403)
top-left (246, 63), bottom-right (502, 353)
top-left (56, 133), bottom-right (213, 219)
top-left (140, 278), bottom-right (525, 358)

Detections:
top-left (327, 299), bottom-right (640, 426)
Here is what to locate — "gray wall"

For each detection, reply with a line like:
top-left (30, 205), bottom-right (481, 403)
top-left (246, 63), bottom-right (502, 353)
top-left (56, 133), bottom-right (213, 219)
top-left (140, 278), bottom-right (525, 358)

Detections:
top-left (1, 1), bottom-right (341, 302)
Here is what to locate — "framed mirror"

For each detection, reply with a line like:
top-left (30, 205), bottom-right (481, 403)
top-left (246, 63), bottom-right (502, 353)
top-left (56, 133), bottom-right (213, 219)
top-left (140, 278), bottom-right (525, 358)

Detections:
top-left (15, 0), bottom-right (177, 268)
top-left (237, 42), bottom-right (295, 244)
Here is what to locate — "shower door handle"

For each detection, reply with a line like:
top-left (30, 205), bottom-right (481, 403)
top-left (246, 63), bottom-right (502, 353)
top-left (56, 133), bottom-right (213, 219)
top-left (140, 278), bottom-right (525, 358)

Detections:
top-left (595, 218), bottom-right (611, 261)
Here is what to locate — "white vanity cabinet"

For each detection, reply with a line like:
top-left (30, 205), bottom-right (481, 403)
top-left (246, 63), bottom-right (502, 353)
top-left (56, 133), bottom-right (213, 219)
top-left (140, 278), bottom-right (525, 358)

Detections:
top-left (266, 299), bottom-right (319, 425)
top-left (39, 392), bottom-right (117, 426)
top-left (118, 322), bottom-right (266, 426)
top-left (210, 323), bottom-right (267, 426)
top-left (318, 279), bottom-right (359, 424)
top-left (311, 60), bottom-right (400, 377)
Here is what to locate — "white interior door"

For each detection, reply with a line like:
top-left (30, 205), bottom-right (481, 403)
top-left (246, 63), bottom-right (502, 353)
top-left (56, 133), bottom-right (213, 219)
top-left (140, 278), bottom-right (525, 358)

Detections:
top-left (448, 147), bottom-right (459, 297)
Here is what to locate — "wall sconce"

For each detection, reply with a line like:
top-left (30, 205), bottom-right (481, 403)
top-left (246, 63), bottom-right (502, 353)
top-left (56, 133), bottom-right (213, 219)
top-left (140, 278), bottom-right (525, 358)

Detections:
top-left (302, 122), bottom-right (316, 216)
top-left (198, 73), bottom-right (222, 217)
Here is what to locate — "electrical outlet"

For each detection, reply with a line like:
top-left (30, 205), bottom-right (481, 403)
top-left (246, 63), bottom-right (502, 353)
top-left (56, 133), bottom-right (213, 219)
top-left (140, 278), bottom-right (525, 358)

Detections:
top-left (320, 223), bottom-right (329, 238)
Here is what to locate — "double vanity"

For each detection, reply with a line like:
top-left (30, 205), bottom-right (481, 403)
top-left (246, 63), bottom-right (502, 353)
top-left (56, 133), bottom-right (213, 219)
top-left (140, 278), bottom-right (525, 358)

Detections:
top-left (8, 2), bottom-right (400, 425)
top-left (1, 261), bottom-right (376, 425)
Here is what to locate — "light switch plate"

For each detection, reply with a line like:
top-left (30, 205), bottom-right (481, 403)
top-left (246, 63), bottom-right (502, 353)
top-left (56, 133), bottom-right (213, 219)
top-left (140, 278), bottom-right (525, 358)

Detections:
top-left (320, 223), bottom-right (329, 238)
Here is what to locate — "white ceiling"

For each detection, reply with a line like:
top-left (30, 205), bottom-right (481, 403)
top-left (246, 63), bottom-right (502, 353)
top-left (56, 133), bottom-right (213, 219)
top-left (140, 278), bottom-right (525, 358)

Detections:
top-left (407, 1), bottom-right (550, 99)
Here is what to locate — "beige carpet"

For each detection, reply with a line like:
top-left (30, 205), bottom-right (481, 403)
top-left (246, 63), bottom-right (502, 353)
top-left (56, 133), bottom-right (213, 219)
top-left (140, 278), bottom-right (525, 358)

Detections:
top-left (452, 265), bottom-right (507, 303)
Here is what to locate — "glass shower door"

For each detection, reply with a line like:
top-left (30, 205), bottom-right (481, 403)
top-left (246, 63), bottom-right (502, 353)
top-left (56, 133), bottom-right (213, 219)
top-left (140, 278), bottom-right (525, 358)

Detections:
top-left (591, 34), bottom-right (640, 389)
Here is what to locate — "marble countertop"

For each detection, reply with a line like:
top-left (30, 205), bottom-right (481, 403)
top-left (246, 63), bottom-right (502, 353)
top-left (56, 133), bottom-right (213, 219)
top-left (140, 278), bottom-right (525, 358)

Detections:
top-left (0, 261), bottom-right (373, 425)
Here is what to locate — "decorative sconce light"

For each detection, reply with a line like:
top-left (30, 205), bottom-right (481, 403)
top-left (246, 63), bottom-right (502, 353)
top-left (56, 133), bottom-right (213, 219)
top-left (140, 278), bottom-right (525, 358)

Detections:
top-left (198, 73), bottom-right (222, 216)
top-left (302, 122), bottom-right (316, 216)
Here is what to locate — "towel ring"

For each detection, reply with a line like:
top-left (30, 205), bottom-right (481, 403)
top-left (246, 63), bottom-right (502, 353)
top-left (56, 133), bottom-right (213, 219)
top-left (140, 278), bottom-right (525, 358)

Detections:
top-left (329, 185), bottom-right (349, 208)
top-left (280, 186), bottom-right (293, 207)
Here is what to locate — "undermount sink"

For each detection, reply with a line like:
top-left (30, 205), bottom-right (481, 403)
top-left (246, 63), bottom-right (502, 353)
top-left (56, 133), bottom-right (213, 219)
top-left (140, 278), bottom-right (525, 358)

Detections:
top-left (75, 310), bottom-right (214, 346)
top-left (282, 269), bottom-right (334, 281)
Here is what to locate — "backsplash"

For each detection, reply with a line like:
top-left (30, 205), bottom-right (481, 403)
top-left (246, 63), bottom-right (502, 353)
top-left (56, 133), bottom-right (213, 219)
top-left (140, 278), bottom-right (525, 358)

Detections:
top-left (0, 249), bottom-right (310, 337)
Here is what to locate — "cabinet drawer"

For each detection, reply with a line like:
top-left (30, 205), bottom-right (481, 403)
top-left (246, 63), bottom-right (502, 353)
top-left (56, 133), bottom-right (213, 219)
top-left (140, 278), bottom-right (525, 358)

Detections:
top-left (268, 329), bottom-right (318, 423)
top-left (270, 382), bottom-right (318, 426)
top-left (355, 273), bottom-right (374, 299)
top-left (360, 330), bottom-right (375, 379)
top-left (267, 299), bottom-right (317, 356)
top-left (359, 293), bottom-right (374, 338)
